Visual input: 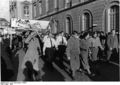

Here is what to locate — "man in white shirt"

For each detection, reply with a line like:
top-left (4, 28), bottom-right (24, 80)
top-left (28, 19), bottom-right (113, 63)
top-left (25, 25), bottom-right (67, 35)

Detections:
top-left (43, 32), bottom-right (58, 70)
top-left (56, 31), bottom-right (67, 65)
top-left (56, 31), bottom-right (67, 46)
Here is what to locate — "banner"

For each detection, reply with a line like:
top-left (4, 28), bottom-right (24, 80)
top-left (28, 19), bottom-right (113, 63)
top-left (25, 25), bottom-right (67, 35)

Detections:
top-left (11, 18), bottom-right (50, 30)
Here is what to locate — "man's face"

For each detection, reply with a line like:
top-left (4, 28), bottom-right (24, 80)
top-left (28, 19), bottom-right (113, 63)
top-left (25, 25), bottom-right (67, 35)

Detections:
top-left (61, 32), bottom-right (64, 36)
top-left (94, 33), bottom-right (97, 37)
top-left (49, 33), bottom-right (53, 37)
top-left (112, 30), bottom-right (115, 35)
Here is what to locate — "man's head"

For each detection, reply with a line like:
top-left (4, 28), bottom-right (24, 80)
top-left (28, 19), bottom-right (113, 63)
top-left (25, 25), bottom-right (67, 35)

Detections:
top-left (72, 31), bottom-right (79, 38)
top-left (111, 29), bottom-right (116, 36)
top-left (93, 31), bottom-right (97, 38)
top-left (60, 31), bottom-right (64, 36)
top-left (83, 32), bottom-right (90, 39)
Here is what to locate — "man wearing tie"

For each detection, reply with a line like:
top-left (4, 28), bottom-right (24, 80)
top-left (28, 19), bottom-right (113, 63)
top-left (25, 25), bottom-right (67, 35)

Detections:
top-left (43, 32), bottom-right (58, 69)
top-left (56, 31), bottom-right (67, 65)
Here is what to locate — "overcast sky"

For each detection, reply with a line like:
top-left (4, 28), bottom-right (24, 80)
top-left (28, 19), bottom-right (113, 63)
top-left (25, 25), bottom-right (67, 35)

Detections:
top-left (0, 0), bottom-right (10, 21)
top-left (0, 0), bottom-right (32, 21)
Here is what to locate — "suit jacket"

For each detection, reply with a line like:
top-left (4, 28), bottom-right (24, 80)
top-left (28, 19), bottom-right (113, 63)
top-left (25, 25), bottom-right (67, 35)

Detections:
top-left (80, 39), bottom-right (91, 52)
top-left (107, 34), bottom-right (118, 50)
top-left (66, 36), bottom-right (80, 57)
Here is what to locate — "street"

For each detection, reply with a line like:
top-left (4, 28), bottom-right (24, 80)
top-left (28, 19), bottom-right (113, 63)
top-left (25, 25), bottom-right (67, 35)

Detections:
top-left (1, 48), bottom-right (119, 81)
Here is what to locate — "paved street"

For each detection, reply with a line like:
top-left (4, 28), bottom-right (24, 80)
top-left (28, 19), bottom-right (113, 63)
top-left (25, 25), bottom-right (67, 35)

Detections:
top-left (1, 48), bottom-right (119, 81)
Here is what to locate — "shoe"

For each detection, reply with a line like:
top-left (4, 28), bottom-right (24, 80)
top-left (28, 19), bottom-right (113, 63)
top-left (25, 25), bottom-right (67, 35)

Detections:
top-left (77, 69), bottom-right (83, 72)
top-left (88, 73), bottom-right (96, 77)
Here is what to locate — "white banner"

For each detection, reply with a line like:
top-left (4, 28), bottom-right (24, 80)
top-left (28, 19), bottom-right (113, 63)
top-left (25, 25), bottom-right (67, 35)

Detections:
top-left (11, 18), bottom-right (50, 30)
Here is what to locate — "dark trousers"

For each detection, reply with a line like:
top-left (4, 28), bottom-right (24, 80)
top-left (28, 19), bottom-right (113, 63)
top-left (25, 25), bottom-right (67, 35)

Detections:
top-left (107, 48), bottom-right (118, 63)
top-left (45, 48), bottom-right (55, 68)
top-left (58, 45), bottom-right (66, 62)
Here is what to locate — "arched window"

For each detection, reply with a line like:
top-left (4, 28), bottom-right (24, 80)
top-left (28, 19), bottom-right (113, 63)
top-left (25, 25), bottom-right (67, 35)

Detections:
top-left (66, 15), bottom-right (73, 34)
top-left (110, 5), bottom-right (119, 32)
top-left (82, 11), bottom-right (92, 31)
top-left (104, 3), bottom-right (119, 33)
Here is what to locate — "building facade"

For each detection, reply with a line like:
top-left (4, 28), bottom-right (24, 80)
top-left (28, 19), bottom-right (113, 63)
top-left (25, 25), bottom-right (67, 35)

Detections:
top-left (9, 0), bottom-right (33, 20)
top-left (32, 0), bottom-right (119, 34)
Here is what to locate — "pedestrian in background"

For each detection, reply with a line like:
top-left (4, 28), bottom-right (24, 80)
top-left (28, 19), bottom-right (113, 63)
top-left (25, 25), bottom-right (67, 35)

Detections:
top-left (107, 29), bottom-right (118, 62)
top-left (56, 31), bottom-right (67, 64)
top-left (66, 31), bottom-right (81, 79)
top-left (80, 32), bottom-right (91, 75)
top-left (90, 31), bottom-right (104, 62)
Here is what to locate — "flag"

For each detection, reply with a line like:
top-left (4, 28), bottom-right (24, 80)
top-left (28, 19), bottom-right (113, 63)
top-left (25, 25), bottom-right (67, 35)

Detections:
top-left (47, 16), bottom-right (58, 33)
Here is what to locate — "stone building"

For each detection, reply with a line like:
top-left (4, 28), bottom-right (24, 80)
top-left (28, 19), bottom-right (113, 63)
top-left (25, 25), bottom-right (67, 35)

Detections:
top-left (9, 0), bottom-right (33, 20)
top-left (32, 0), bottom-right (119, 34)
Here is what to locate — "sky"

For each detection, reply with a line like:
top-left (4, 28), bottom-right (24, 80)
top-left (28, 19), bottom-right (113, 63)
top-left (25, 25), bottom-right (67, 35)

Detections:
top-left (0, 0), bottom-right (10, 21)
top-left (0, 0), bottom-right (32, 22)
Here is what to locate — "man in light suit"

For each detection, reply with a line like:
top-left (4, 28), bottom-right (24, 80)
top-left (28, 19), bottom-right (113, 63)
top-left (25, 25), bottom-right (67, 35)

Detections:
top-left (66, 31), bottom-right (81, 79)
top-left (107, 29), bottom-right (118, 61)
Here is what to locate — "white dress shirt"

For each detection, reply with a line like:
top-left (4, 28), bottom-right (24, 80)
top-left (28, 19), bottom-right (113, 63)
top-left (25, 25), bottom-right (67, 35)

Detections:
top-left (56, 35), bottom-right (67, 46)
top-left (43, 35), bottom-right (57, 53)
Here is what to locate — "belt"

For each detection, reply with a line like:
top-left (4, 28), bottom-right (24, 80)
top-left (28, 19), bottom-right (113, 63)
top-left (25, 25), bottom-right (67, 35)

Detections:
top-left (80, 48), bottom-right (87, 51)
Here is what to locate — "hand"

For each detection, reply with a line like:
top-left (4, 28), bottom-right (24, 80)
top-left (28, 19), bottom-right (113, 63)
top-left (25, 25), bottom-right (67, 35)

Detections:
top-left (68, 57), bottom-right (70, 60)
top-left (110, 48), bottom-right (112, 51)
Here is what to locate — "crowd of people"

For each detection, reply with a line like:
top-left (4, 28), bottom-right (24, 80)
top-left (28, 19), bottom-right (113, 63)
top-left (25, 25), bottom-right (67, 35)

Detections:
top-left (0, 28), bottom-right (119, 81)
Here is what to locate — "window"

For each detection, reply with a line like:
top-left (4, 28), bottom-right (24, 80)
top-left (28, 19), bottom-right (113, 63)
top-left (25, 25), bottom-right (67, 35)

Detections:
top-left (46, 0), bottom-right (49, 12)
top-left (82, 12), bottom-right (92, 31)
top-left (54, 0), bottom-right (58, 9)
top-left (65, 0), bottom-right (72, 8)
top-left (105, 5), bottom-right (119, 32)
top-left (33, 4), bottom-right (37, 17)
top-left (110, 5), bottom-right (119, 32)
top-left (24, 5), bottom-right (29, 17)
top-left (39, 2), bottom-right (42, 15)
top-left (66, 16), bottom-right (73, 34)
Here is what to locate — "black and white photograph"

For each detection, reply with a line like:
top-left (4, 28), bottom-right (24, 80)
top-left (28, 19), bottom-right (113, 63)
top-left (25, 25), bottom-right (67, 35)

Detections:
top-left (0, 0), bottom-right (120, 84)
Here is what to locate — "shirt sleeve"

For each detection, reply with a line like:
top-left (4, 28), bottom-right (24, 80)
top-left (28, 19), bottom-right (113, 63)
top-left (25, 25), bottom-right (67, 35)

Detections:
top-left (97, 37), bottom-right (103, 49)
top-left (63, 37), bottom-right (67, 45)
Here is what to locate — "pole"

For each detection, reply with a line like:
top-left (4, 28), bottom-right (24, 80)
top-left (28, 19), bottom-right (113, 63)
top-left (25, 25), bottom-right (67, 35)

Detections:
top-left (10, 34), bottom-right (12, 49)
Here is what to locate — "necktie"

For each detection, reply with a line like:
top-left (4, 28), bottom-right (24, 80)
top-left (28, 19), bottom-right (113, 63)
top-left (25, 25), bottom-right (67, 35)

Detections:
top-left (62, 37), bottom-right (64, 45)
top-left (50, 38), bottom-right (52, 47)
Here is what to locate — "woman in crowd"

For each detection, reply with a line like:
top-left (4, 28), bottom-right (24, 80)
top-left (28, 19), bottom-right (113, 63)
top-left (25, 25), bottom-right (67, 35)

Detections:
top-left (90, 31), bottom-right (104, 62)
top-left (80, 32), bottom-right (91, 75)
top-left (107, 29), bottom-right (118, 62)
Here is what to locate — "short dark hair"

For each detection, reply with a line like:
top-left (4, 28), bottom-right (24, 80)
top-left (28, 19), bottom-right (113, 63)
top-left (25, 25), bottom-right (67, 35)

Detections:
top-left (82, 32), bottom-right (89, 38)
top-left (72, 31), bottom-right (78, 35)
top-left (111, 29), bottom-right (115, 32)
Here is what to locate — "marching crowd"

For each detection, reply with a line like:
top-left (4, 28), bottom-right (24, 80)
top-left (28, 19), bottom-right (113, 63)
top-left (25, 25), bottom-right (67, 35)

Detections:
top-left (0, 28), bottom-right (119, 81)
